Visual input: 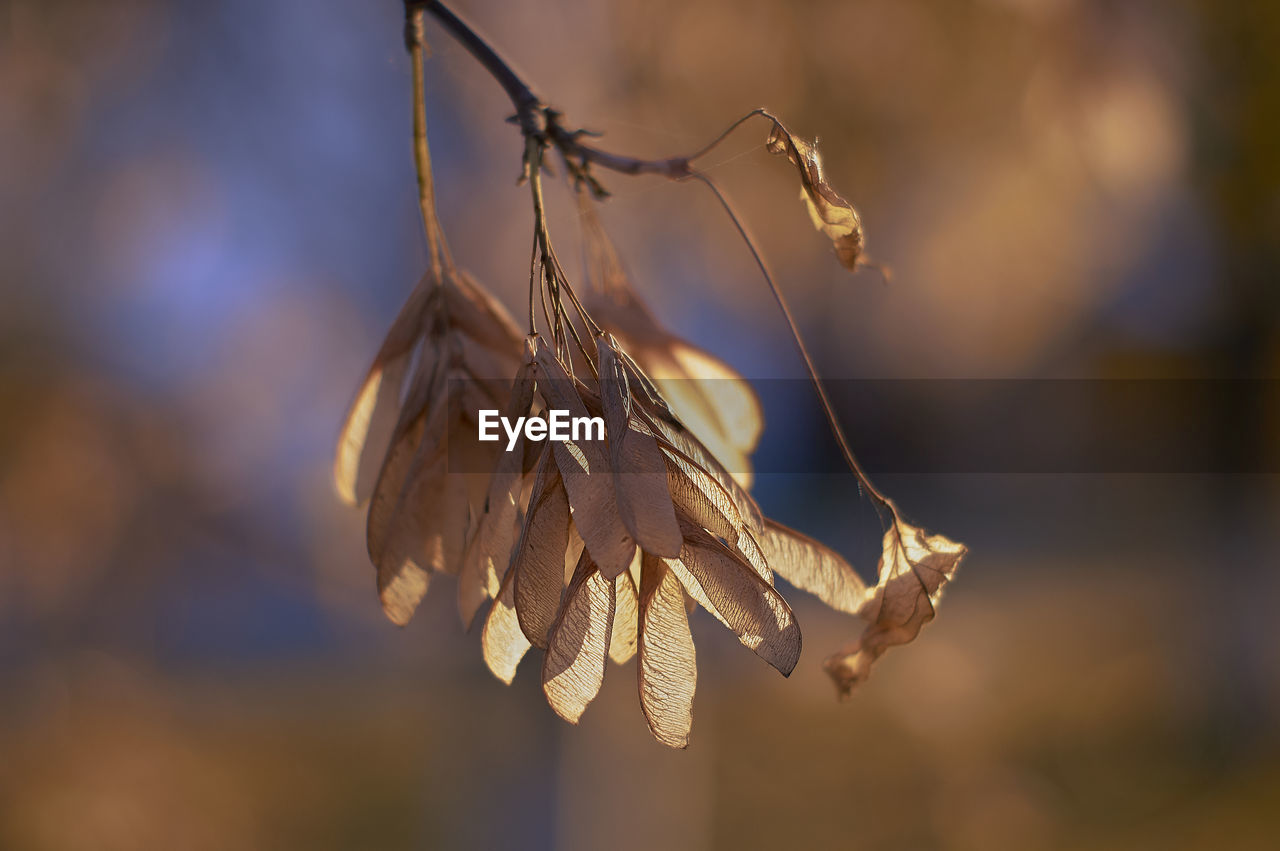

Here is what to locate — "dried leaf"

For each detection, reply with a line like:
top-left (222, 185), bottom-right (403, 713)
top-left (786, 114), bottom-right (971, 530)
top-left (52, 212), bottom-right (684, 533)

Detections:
top-left (542, 549), bottom-right (617, 723)
top-left (759, 519), bottom-right (867, 615)
top-left (534, 341), bottom-right (637, 579)
top-left (513, 448), bottom-right (572, 649)
top-left (598, 335), bottom-right (682, 557)
top-left (766, 120), bottom-right (866, 271)
top-left (666, 520), bottom-right (801, 676)
top-left (638, 555), bottom-right (697, 749)
top-left (824, 517), bottom-right (966, 696)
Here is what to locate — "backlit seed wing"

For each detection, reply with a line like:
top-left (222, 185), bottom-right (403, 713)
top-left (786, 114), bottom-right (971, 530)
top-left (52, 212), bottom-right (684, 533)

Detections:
top-left (664, 453), bottom-right (742, 543)
top-left (334, 274), bottom-right (438, 505)
top-left (609, 569), bottom-right (639, 664)
top-left (375, 370), bottom-right (486, 624)
top-left (579, 197), bottom-right (762, 483)
top-left (563, 521), bottom-right (585, 586)
top-left (533, 342), bottom-right (637, 579)
top-left (458, 356), bottom-right (538, 628)
top-left (459, 528), bottom-right (494, 631)
top-left (630, 343), bottom-right (762, 488)
top-left (759, 519), bottom-right (866, 615)
top-left (636, 403), bottom-right (763, 536)
top-left (598, 335), bottom-right (682, 557)
top-left (334, 353), bottom-right (411, 507)
top-left (666, 520), bottom-right (801, 676)
top-left (365, 358), bottom-right (445, 574)
top-left (663, 452), bottom-right (771, 582)
top-left (482, 560), bottom-right (530, 684)
top-left (542, 549), bottom-right (617, 723)
top-left (638, 555), bottom-right (697, 749)
top-left (663, 341), bottom-right (763, 458)
top-left (513, 448), bottom-right (571, 649)
top-left (377, 445), bottom-right (470, 626)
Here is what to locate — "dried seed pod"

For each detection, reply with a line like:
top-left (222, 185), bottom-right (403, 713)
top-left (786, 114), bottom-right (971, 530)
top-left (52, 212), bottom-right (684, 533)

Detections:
top-left (597, 333), bottom-right (682, 558)
top-left (533, 340), bottom-right (638, 579)
top-left (637, 554), bottom-right (698, 749)
top-left (334, 266), bottom-right (524, 626)
top-left (511, 446), bottom-right (572, 649)
top-left (458, 351), bottom-right (538, 627)
top-left (579, 194), bottom-right (763, 485)
top-left (542, 548), bottom-right (616, 723)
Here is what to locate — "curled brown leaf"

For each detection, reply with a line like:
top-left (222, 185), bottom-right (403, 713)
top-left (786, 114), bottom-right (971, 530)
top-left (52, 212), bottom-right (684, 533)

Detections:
top-left (765, 120), bottom-right (866, 271)
top-left (824, 517), bottom-right (966, 697)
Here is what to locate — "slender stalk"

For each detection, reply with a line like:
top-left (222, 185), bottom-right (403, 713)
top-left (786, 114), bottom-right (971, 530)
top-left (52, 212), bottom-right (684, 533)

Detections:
top-left (405, 8), bottom-right (448, 276)
top-left (694, 173), bottom-right (896, 521)
top-left (527, 231), bottom-right (539, 335)
top-left (682, 108), bottom-right (772, 161)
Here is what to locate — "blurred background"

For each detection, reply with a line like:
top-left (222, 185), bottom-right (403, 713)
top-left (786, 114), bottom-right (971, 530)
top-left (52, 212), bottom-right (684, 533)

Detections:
top-left (2, 0), bottom-right (1278, 848)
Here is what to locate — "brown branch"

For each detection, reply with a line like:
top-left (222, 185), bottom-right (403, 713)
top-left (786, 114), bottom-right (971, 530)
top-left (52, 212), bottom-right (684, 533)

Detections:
top-left (406, 1), bottom-right (887, 511)
top-left (407, 0), bottom-right (711, 181)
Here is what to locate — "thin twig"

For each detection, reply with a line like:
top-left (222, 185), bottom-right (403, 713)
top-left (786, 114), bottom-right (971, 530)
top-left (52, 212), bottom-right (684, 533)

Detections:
top-left (411, 1), bottom-right (699, 180)
top-left (683, 108), bottom-right (772, 162)
top-left (409, 0), bottom-right (541, 134)
top-left (693, 173), bottom-right (896, 523)
top-left (411, 4), bottom-right (791, 187)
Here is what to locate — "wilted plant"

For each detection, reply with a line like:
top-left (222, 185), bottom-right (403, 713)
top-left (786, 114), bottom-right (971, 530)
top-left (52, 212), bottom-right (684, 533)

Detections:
top-left (335, 0), bottom-right (966, 748)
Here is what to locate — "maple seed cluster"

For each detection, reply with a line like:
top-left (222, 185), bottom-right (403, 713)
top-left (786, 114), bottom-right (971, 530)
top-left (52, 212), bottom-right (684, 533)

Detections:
top-left (335, 1), bottom-right (966, 749)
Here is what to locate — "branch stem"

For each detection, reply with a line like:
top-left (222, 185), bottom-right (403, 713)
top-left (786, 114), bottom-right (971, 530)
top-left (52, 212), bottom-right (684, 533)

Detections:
top-left (409, 0), bottom-right (889, 520)
top-left (410, 0), bottom-right (698, 179)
